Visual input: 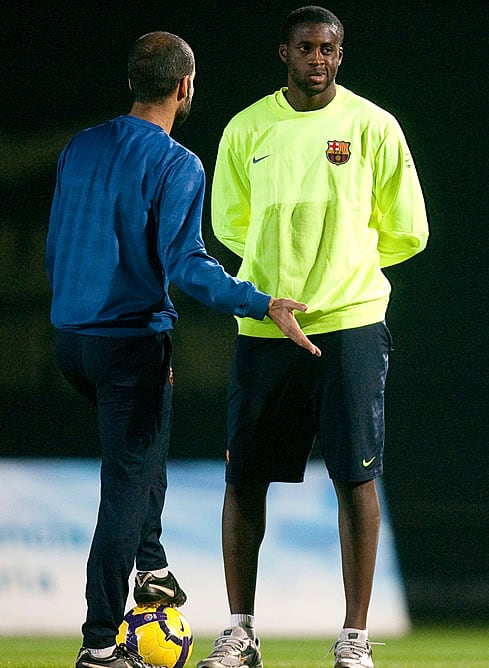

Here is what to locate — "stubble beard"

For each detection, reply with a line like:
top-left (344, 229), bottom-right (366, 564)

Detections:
top-left (174, 95), bottom-right (192, 127)
top-left (289, 67), bottom-right (336, 98)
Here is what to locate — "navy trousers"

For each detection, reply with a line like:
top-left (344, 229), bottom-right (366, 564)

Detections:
top-left (55, 331), bottom-right (173, 648)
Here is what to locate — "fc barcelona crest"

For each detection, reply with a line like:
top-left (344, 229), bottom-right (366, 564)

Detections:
top-left (326, 140), bottom-right (351, 165)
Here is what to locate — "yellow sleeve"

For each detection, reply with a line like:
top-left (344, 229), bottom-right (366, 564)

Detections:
top-left (372, 120), bottom-right (429, 268)
top-left (211, 133), bottom-right (251, 258)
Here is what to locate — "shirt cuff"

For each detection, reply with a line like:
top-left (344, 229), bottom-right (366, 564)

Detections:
top-left (244, 289), bottom-right (271, 321)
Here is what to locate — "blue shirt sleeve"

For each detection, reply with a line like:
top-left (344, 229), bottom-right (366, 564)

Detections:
top-left (155, 151), bottom-right (270, 320)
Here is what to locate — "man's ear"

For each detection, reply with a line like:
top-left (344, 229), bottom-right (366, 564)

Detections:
top-left (176, 75), bottom-right (189, 102)
top-left (278, 44), bottom-right (287, 64)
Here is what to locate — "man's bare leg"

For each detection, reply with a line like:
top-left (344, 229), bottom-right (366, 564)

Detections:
top-left (333, 479), bottom-right (381, 629)
top-left (222, 482), bottom-right (269, 614)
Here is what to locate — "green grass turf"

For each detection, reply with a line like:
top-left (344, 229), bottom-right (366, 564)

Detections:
top-left (0, 627), bottom-right (486, 668)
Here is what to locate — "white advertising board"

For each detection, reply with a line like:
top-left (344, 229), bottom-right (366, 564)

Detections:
top-left (0, 459), bottom-right (409, 637)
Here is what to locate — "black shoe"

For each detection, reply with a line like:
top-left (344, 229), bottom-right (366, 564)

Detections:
top-left (76, 643), bottom-right (150, 668)
top-left (133, 570), bottom-right (187, 606)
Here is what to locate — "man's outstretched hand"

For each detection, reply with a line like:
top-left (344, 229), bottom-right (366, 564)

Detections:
top-left (267, 298), bottom-right (321, 357)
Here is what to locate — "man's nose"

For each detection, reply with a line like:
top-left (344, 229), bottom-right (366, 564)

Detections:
top-left (309, 48), bottom-right (325, 63)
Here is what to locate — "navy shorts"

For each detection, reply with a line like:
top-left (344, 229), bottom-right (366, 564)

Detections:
top-left (225, 322), bottom-right (392, 484)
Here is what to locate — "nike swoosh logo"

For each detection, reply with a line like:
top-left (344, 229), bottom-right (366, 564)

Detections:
top-left (150, 584), bottom-right (175, 596)
top-left (252, 154), bottom-right (270, 163)
top-left (362, 456), bottom-right (376, 468)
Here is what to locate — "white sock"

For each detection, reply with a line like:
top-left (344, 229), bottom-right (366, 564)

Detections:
top-left (149, 567), bottom-right (169, 578)
top-left (89, 646), bottom-right (116, 658)
top-left (230, 614), bottom-right (255, 639)
top-left (339, 627), bottom-right (368, 642)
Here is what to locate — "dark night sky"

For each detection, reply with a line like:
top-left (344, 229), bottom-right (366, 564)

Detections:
top-left (2, 0), bottom-right (489, 619)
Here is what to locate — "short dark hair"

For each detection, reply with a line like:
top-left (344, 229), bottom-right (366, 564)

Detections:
top-left (128, 31), bottom-right (194, 103)
top-left (281, 6), bottom-right (344, 45)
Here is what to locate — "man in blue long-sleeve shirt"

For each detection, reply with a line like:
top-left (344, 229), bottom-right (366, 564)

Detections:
top-left (46, 31), bottom-right (320, 668)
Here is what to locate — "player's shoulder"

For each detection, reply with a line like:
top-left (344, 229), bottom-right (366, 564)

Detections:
top-left (339, 86), bottom-right (400, 130)
top-left (66, 115), bottom-right (159, 150)
top-left (167, 137), bottom-right (203, 173)
top-left (223, 93), bottom-right (274, 132)
top-left (340, 86), bottom-right (395, 118)
top-left (158, 136), bottom-right (204, 190)
top-left (63, 118), bottom-right (109, 148)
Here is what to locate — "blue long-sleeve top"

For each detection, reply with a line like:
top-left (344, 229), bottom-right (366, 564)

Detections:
top-left (46, 115), bottom-right (270, 336)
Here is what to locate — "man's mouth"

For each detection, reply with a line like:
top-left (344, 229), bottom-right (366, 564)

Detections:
top-left (308, 72), bottom-right (327, 84)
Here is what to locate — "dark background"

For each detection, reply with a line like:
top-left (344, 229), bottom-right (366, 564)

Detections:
top-left (1, 0), bottom-right (488, 624)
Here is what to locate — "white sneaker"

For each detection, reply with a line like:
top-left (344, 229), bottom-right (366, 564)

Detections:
top-left (333, 630), bottom-right (374, 668)
top-left (196, 626), bottom-right (263, 668)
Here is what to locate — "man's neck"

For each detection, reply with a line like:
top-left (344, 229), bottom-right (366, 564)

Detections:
top-left (284, 82), bottom-right (337, 112)
top-left (129, 101), bottom-right (174, 133)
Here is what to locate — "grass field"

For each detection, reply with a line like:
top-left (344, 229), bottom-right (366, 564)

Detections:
top-left (0, 627), bottom-right (487, 668)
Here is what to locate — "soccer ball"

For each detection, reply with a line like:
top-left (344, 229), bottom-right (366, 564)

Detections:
top-left (117, 604), bottom-right (193, 667)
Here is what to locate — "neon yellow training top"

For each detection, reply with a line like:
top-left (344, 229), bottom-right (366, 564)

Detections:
top-left (211, 85), bottom-right (429, 337)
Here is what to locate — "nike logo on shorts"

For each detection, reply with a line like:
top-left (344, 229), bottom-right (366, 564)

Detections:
top-left (362, 456), bottom-right (376, 468)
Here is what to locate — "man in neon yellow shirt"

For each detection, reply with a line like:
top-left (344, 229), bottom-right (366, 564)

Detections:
top-left (197, 6), bottom-right (428, 668)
